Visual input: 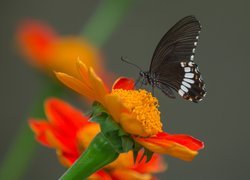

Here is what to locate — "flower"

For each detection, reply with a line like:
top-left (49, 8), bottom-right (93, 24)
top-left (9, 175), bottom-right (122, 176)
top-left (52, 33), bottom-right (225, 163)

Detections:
top-left (29, 98), bottom-right (166, 179)
top-left (16, 20), bottom-right (107, 79)
top-left (55, 60), bottom-right (204, 161)
top-left (29, 97), bottom-right (99, 167)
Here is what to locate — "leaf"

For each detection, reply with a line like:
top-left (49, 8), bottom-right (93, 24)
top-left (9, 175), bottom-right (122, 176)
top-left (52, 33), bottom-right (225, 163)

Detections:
top-left (144, 148), bottom-right (154, 162)
top-left (89, 112), bottom-right (107, 123)
top-left (118, 128), bottom-right (128, 136)
top-left (121, 136), bottom-right (134, 152)
top-left (101, 116), bottom-right (120, 134)
top-left (89, 102), bottom-right (135, 153)
top-left (133, 142), bottom-right (143, 164)
top-left (90, 101), bottom-right (107, 117)
top-left (103, 131), bottom-right (123, 152)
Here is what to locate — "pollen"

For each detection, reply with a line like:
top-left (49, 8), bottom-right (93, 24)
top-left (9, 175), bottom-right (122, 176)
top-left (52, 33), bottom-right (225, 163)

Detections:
top-left (112, 89), bottom-right (162, 136)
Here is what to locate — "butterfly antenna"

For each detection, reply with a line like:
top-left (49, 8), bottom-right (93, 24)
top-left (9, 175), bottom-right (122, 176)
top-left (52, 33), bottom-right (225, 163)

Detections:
top-left (121, 56), bottom-right (143, 71)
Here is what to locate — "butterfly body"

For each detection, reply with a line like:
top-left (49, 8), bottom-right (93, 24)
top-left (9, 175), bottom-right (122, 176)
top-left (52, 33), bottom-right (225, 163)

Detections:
top-left (139, 15), bottom-right (206, 103)
top-left (139, 71), bottom-right (157, 86)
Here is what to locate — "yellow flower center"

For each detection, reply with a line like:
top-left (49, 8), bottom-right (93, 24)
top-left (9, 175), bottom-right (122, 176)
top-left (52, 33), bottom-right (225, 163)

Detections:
top-left (111, 89), bottom-right (162, 136)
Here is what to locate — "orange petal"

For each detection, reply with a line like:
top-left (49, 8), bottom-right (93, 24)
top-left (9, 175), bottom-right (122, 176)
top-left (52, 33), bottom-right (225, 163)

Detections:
top-left (77, 123), bottom-right (100, 149)
top-left (55, 72), bottom-right (96, 100)
top-left (133, 132), bottom-right (204, 161)
top-left (119, 113), bottom-right (148, 137)
top-left (105, 151), bottom-right (134, 170)
top-left (49, 37), bottom-right (103, 79)
top-left (111, 168), bottom-right (152, 180)
top-left (56, 150), bottom-right (76, 168)
top-left (76, 58), bottom-right (92, 89)
top-left (112, 77), bottom-right (135, 90)
top-left (104, 94), bottom-right (128, 123)
top-left (89, 67), bottom-right (109, 104)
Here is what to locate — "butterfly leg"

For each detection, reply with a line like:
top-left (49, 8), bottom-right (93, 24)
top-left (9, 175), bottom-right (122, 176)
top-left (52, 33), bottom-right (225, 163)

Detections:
top-left (152, 86), bottom-right (155, 96)
top-left (138, 81), bottom-right (143, 89)
top-left (134, 77), bottom-right (141, 87)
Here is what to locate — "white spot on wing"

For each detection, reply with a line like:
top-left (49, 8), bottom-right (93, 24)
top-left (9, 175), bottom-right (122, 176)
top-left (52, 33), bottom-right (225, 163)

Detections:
top-left (180, 62), bottom-right (185, 67)
top-left (184, 67), bottom-right (191, 72)
top-left (194, 42), bottom-right (197, 46)
top-left (185, 73), bottom-right (194, 78)
top-left (192, 48), bottom-right (195, 53)
top-left (188, 62), bottom-right (194, 66)
top-left (181, 85), bottom-right (188, 93)
top-left (182, 81), bottom-right (191, 88)
top-left (190, 55), bottom-right (194, 61)
top-left (196, 36), bottom-right (199, 40)
top-left (178, 89), bottom-right (185, 96)
top-left (184, 78), bottom-right (194, 84)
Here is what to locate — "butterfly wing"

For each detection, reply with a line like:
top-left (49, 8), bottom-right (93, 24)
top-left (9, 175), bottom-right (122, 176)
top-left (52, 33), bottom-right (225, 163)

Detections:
top-left (149, 15), bottom-right (206, 102)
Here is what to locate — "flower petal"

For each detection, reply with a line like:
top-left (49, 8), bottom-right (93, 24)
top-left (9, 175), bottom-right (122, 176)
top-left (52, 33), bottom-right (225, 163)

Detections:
top-left (16, 20), bottom-right (57, 67)
top-left (45, 98), bottom-right (89, 131)
top-left (105, 151), bottom-right (134, 169)
top-left (55, 72), bottom-right (96, 100)
top-left (133, 132), bottom-right (204, 161)
top-left (76, 58), bottom-right (92, 89)
top-left (120, 113), bottom-right (148, 137)
top-left (111, 168), bottom-right (152, 180)
top-left (134, 152), bottom-right (167, 174)
top-left (56, 149), bottom-right (78, 167)
top-left (104, 94), bottom-right (128, 122)
top-left (29, 119), bottom-right (75, 153)
top-left (112, 77), bottom-right (135, 90)
top-left (29, 119), bottom-right (51, 147)
top-left (89, 67), bottom-right (109, 103)
top-left (89, 170), bottom-right (112, 180)
top-left (77, 123), bottom-right (100, 149)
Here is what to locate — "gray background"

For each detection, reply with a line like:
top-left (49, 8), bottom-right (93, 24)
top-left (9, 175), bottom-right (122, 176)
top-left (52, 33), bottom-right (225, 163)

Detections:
top-left (1, 0), bottom-right (250, 179)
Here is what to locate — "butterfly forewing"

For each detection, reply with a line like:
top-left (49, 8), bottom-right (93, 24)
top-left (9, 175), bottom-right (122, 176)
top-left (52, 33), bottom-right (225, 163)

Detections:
top-left (149, 15), bottom-right (206, 102)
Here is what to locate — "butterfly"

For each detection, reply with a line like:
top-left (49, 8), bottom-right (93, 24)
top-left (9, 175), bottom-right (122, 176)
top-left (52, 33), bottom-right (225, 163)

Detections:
top-left (122, 15), bottom-right (206, 103)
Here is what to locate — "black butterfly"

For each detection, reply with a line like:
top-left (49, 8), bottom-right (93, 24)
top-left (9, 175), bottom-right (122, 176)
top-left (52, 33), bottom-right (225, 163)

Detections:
top-left (122, 15), bottom-right (206, 103)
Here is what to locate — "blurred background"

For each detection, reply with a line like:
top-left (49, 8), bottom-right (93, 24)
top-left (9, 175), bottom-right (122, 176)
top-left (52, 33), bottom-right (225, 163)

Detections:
top-left (1, 0), bottom-right (250, 179)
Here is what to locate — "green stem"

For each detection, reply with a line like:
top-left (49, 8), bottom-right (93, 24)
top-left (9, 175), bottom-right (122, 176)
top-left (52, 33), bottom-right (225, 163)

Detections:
top-left (0, 78), bottom-right (64, 180)
top-left (82, 0), bottom-right (134, 48)
top-left (60, 133), bottom-right (119, 180)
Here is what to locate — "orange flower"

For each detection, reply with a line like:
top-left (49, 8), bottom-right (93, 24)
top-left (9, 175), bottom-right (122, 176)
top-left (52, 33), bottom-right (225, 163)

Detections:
top-left (16, 20), bottom-right (106, 79)
top-left (55, 60), bottom-right (204, 161)
top-left (29, 98), bottom-right (166, 179)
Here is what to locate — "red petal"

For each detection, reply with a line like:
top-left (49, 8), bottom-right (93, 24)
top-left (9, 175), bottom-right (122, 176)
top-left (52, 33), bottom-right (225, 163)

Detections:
top-left (133, 132), bottom-right (204, 161)
top-left (29, 119), bottom-right (52, 147)
top-left (29, 119), bottom-right (75, 153)
top-left (155, 132), bottom-right (204, 151)
top-left (134, 151), bottom-right (167, 174)
top-left (16, 20), bottom-right (57, 65)
top-left (45, 98), bottom-right (89, 136)
top-left (90, 170), bottom-right (112, 180)
top-left (112, 77), bottom-right (135, 90)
